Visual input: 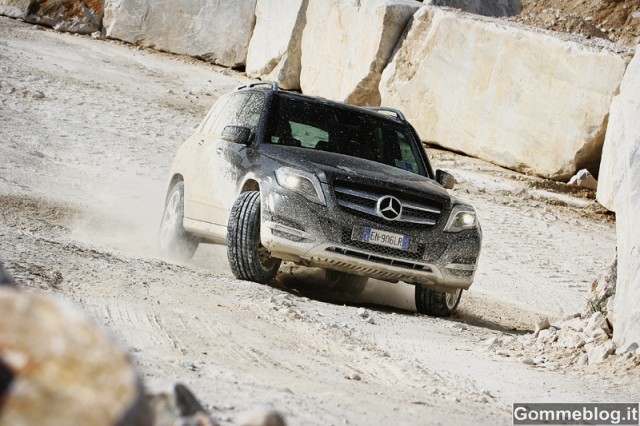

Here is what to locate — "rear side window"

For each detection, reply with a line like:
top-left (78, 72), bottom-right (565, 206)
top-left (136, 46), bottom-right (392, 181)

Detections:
top-left (200, 96), bottom-right (229, 133)
top-left (235, 92), bottom-right (265, 133)
top-left (208, 93), bottom-right (250, 137)
top-left (202, 92), bottom-right (265, 137)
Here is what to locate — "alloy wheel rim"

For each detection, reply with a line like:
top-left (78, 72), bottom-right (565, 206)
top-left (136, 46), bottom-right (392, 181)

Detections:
top-left (445, 289), bottom-right (461, 310)
top-left (159, 190), bottom-right (181, 247)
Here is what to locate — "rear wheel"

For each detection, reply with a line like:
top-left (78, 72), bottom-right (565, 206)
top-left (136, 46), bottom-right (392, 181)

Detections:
top-left (325, 270), bottom-right (368, 296)
top-left (158, 181), bottom-right (199, 261)
top-left (227, 191), bottom-right (281, 284)
top-left (415, 286), bottom-right (462, 317)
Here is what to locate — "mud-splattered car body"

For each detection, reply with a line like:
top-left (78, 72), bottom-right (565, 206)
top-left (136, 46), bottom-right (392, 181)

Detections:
top-left (161, 82), bottom-right (481, 316)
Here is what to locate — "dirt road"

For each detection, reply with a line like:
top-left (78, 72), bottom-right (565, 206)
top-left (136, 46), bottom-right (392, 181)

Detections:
top-left (1, 17), bottom-right (636, 425)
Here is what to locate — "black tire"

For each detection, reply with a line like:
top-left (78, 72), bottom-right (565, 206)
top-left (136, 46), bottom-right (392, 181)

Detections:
top-left (415, 286), bottom-right (462, 317)
top-left (227, 191), bottom-right (281, 284)
top-left (158, 181), bottom-right (199, 261)
top-left (325, 270), bottom-right (368, 296)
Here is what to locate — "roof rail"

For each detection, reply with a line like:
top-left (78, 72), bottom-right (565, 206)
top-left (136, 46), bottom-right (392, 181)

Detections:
top-left (364, 106), bottom-right (406, 122)
top-left (236, 81), bottom-right (279, 92)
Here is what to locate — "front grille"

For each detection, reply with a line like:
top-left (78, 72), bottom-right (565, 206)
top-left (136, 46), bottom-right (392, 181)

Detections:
top-left (333, 181), bottom-right (443, 229)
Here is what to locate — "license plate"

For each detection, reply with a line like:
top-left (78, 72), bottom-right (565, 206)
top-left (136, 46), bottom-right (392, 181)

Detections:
top-left (354, 227), bottom-right (411, 251)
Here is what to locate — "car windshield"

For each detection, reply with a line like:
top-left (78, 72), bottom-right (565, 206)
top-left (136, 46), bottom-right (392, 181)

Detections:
top-left (265, 96), bottom-right (427, 177)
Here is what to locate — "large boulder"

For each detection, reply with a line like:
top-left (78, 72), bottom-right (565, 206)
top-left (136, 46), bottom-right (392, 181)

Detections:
top-left (0, 0), bottom-right (29, 18)
top-left (0, 286), bottom-right (149, 424)
top-left (380, 6), bottom-right (628, 180)
top-left (424, 0), bottom-right (521, 17)
top-left (103, 0), bottom-right (257, 68)
top-left (300, 0), bottom-right (421, 106)
top-left (246, 0), bottom-right (308, 90)
top-left (0, 0), bottom-right (102, 34)
top-left (597, 49), bottom-right (640, 348)
top-left (596, 51), bottom-right (640, 213)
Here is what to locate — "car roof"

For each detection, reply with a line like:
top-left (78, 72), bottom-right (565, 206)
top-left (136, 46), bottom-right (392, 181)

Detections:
top-left (237, 83), bottom-right (407, 126)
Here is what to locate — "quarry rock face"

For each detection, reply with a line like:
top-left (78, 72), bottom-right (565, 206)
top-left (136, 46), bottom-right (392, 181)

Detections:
top-left (597, 49), bottom-right (640, 349)
top-left (0, 0), bottom-right (29, 18)
top-left (424, 0), bottom-right (521, 17)
top-left (597, 50), bottom-right (640, 213)
top-left (300, 0), bottom-right (421, 106)
top-left (103, 0), bottom-right (257, 68)
top-left (380, 6), bottom-right (628, 180)
top-left (0, 0), bottom-right (102, 34)
top-left (246, 0), bottom-right (308, 90)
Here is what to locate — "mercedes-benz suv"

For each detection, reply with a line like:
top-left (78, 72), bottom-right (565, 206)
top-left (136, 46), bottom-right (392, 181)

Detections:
top-left (159, 82), bottom-right (481, 316)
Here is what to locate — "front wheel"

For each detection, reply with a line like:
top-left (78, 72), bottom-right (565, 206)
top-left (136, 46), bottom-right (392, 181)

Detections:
top-left (415, 286), bottom-right (462, 317)
top-left (227, 191), bottom-right (281, 284)
top-left (325, 270), bottom-right (368, 296)
top-left (158, 181), bottom-right (199, 261)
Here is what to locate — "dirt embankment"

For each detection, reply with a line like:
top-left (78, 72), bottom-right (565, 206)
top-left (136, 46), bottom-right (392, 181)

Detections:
top-left (514, 0), bottom-right (640, 46)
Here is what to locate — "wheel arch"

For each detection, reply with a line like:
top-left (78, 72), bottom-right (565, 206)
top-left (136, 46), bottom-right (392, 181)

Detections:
top-left (239, 178), bottom-right (260, 194)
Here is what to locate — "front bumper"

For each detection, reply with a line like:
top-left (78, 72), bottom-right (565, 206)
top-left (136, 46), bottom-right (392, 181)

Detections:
top-left (260, 182), bottom-right (481, 290)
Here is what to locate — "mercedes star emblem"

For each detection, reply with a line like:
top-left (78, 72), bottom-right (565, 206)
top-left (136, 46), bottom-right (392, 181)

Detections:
top-left (376, 196), bottom-right (402, 221)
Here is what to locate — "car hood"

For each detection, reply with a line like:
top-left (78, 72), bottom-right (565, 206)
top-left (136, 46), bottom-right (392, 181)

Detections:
top-left (258, 144), bottom-right (452, 201)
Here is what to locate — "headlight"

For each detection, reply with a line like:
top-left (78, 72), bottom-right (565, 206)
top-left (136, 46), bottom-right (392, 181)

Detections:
top-left (444, 205), bottom-right (477, 233)
top-left (275, 167), bottom-right (326, 205)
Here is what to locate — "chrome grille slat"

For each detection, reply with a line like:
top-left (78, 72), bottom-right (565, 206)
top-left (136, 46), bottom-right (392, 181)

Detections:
top-left (335, 199), bottom-right (376, 215)
top-left (400, 216), bottom-right (436, 225)
top-left (402, 201), bottom-right (441, 215)
top-left (334, 187), bottom-right (379, 201)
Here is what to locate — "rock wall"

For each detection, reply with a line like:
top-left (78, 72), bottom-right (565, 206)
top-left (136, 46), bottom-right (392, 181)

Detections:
top-left (103, 0), bottom-right (257, 68)
top-left (380, 6), bottom-right (628, 180)
top-left (246, 0), bottom-right (307, 90)
top-left (597, 50), bottom-right (640, 348)
top-left (425, 0), bottom-right (521, 17)
top-left (0, 0), bottom-right (102, 34)
top-left (0, 0), bottom-right (30, 18)
top-left (300, 0), bottom-right (421, 106)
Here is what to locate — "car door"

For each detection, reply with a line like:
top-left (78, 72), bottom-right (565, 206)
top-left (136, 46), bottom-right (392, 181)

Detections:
top-left (189, 91), bottom-right (265, 230)
top-left (182, 95), bottom-right (229, 220)
top-left (215, 91), bottom-right (266, 226)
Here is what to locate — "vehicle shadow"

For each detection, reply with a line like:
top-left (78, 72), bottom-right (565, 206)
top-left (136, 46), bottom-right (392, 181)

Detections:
top-left (271, 265), bottom-right (532, 335)
top-left (272, 266), bottom-right (414, 313)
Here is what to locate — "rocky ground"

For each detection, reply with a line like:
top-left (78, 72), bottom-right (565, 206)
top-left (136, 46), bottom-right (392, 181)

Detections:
top-left (1, 16), bottom-right (639, 425)
top-left (512, 0), bottom-right (640, 46)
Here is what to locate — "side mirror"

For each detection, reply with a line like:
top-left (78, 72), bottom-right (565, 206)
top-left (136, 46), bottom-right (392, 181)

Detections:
top-left (221, 125), bottom-right (252, 145)
top-left (436, 169), bottom-right (456, 190)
